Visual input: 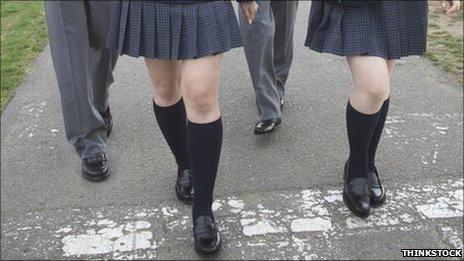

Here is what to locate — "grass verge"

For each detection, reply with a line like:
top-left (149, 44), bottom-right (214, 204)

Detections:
top-left (1, 1), bottom-right (48, 112)
top-left (426, 3), bottom-right (463, 85)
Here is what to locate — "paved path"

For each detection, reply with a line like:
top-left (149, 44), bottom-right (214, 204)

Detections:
top-left (1, 2), bottom-right (463, 260)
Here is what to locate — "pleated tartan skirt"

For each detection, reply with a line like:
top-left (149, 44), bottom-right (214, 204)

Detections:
top-left (305, 0), bottom-right (428, 60)
top-left (106, 0), bottom-right (242, 60)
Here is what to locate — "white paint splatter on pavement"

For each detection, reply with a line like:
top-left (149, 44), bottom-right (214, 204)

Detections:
top-left (291, 217), bottom-right (333, 232)
top-left (242, 219), bottom-right (287, 237)
top-left (5, 178), bottom-right (462, 259)
top-left (61, 219), bottom-right (157, 257)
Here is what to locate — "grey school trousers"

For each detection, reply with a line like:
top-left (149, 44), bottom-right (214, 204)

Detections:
top-left (240, 0), bottom-right (298, 121)
top-left (45, 1), bottom-right (118, 158)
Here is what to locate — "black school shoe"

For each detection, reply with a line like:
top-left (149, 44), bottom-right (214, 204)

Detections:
top-left (343, 161), bottom-right (372, 218)
top-left (193, 215), bottom-right (222, 256)
top-left (369, 166), bottom-right (386, 206)
top-left (254, 118), bottom-right (281, 135)
top-left (175, 168), bottom-right (193, 203)
top-left (82, 152), bottom-right (110, 182)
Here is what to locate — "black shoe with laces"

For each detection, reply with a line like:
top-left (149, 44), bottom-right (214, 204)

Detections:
top-left (82, 152), bottom-right (110, 182)
top-left (254, 118), bottom-right (281, 135)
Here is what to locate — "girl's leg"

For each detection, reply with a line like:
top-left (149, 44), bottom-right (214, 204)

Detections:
top-left (181, 54), bottom-right (223, 220)
top-left (368, 59), bottom-right (395, 171)
top-left (145, 58), bottom-right (191, 172)
top-left (343, 56), bottom-right (390, 216)
top-left (348, 56), bottom-right (390, 114)
top-left (346, 56), bottom-right (390, 179)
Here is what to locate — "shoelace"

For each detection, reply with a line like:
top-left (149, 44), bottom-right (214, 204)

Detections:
top-left (87, 153), bottom-right (107, 163)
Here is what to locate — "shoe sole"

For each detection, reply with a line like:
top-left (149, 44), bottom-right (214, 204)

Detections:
top-left (194, 233), bottom-right (222, 256)
top-left (372, 193), bottom-right (387, 207)
top-left (83, 169), bottom-right (111, 182)
top-left (254, 120), bottom-right (282, 135)
top-left (343, 190), bottom-right (371, 218)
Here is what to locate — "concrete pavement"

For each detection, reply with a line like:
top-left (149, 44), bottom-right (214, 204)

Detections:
top-left (1, 1), bottom-right (463, 259)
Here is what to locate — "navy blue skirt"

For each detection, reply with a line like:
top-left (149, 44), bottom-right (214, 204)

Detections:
top-left (305, 0), bottom-right (428, 60)
top-left (107, 0), bottom-right (242, 60)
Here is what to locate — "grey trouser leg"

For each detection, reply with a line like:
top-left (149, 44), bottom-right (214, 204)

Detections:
top-left (240, 1), bottom-right (280, 121)
top-left (271, 0), bottom-right (298, 98)
top-left (240, 1), bottom-right (298, 121)
top-left (45, 1), bottom-right (117, 159)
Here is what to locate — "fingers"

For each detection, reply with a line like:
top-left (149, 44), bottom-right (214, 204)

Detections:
top-left (442, 0), bottom-right (461, 15)
top-left (244, 9), bottom-right (252, 24)
top-left (447, 0), bottom-right (461, 15)
top-left (252, 1), bottom-right (259, 12)
top-left (241, 2), bottom-right (259, 25)
top-left (250, 2), bottom-right (259, 22)
top-left (441, 1), bottom-right (449, 13)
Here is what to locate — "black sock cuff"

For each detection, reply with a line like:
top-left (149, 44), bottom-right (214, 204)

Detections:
top-left (153, 98), bottom-right (184, 111)
top-left (187, 117), bottom-right (222, 128)
top-left (382, 98), bottom-right (390, 108)
top-left (347, 101), bottom-right (381, 119)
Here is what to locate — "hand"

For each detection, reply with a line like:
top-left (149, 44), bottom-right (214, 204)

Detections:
top-left (441, 0), bottom-right (461, 15)
top-left (240, 1), bottom-right (259, 25)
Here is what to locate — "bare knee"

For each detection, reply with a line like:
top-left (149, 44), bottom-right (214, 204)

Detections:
top-left (357, 80), bottom-right (390, 103)
top-left (153, 81), bottom-right (181, 106)
top-left (183, 81), bottom-right (219, 123)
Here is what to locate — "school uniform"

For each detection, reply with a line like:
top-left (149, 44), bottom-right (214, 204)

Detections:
top-left (305, 0), bottom-right (428, 60)
top-left (107, 0), bottom-right (245, 60)
top-left (305, 0), bottom-right (428, 218)
top-left (45, 1), bottom-right (118, 181)
top-left (106, 0), bottom-right (249, 255)
top-left (240, 0), bottom-right (298, 124)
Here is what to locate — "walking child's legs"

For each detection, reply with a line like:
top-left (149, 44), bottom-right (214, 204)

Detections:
top-left (145, 59), bottom-right (190, 171)
top-left (181, 55), bottom-right (223, 220)
top-left (346, 56), bottom-right (390, 179)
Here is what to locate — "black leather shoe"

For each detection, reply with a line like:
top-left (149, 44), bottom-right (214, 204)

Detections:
top-left (82, 152), bottom-right (110, 182)
top-left (193, 215), bottom-right (222, 256)
top-left (343, 162), bottom-right (372, 218)
top-left (101, 107), bottom-right (113, 137)
top-left (279, 97), bottom-right (284, 109)
top-left (254, 118), bottom-right (281, 135)
top-left (175, 168), bottom-right (193, 203)
top-left (369, 166), bottom-right (386, 207)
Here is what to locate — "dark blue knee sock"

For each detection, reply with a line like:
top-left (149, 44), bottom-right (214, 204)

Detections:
top-left (368, 98), bottom-right (390, 172)
top-left (187, 118), bottom-right (222, 220)
top-left (153, 99), bottom-right (190, 171)
top-left (346, 102), bottom-right (381, 179)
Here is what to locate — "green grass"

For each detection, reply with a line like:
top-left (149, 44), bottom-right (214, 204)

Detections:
top-left (426, 9), bottom-right (464, 85)
top-left (1, 1), bottom-right (48, 112)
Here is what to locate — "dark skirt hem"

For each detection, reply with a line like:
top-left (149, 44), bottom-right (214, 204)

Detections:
top-left (115, 43), bottom-right (242, 60)
top-left (304, 44), bottom-right (427, 60)
top-left (305, 1), bottom-right (428, 61)
top-left (106, 0), bottom-right (243, 61)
